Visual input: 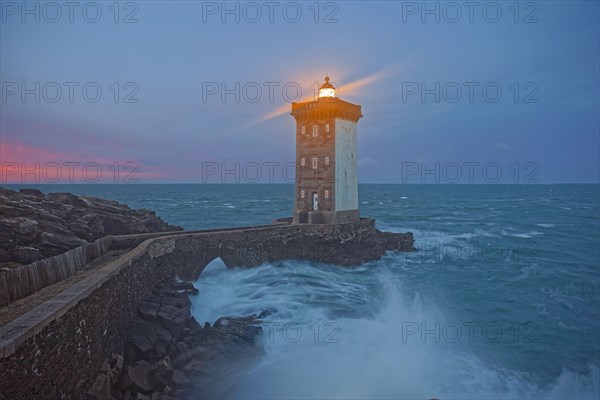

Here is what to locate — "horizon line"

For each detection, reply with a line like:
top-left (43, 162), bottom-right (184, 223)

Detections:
top-left (2, 182), bottom-right (600, 186)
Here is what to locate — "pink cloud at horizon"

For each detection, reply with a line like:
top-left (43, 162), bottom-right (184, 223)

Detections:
top-left (0, 139), bottom-right (171, 183)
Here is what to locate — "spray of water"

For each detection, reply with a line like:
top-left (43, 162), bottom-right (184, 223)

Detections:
top-left (190, 258), bottom-right (599, 399)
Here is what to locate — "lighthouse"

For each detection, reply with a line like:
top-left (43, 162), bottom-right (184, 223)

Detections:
top-left (291, 76), bottom-right (363, 224)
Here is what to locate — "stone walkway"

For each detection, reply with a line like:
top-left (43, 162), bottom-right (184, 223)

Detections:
top-left (0, 248), bottom-right (131, 327)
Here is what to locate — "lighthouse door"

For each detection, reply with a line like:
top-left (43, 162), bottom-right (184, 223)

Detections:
top-left (311, 192), bottom-right (318, 211)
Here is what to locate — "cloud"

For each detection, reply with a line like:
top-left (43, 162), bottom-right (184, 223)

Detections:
top-left (0, 139), bottom-right (168, 183)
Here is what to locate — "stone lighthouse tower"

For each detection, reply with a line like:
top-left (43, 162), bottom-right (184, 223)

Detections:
top-left (291, 76), bottom-right (363, 224)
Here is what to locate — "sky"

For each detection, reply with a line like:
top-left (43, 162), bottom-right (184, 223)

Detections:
top-left (1, 0), bottom-right (599, 184)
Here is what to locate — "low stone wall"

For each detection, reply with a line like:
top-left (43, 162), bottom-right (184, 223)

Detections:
top-left (0, 236), bottom-right (113, 307)
top-left (0, 219), bottom-right (414, 399)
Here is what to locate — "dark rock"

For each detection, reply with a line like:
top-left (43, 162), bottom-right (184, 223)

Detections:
top-left (14, 246), bottom-right (41, 264)
top-left (47, 192), bottom-right (87, 207)
top-left (38, 231), bottom-right (88, 251)
top-left (159, 395), bottom-right (179, 400)
top-left (150, 357), bottom-right (173, 387)
top-left (137, 295), bottom-right (162, 321)
top-left (117, 369), bottom-right (133, 392)
top-left (161, 385), bottom-right (182, 399)
top-left (154, 337), bottom-right (172, 358)
top-left (157, 295), bottom-right (191, 338)
top-left (124, 316), bottom-right (178, 362)
top-left (111, 353), bottom-right (125, 371)
top-left (0, 187), bottom-right (182, 268)
top-left (107, 280), bottom-right (270, 400)
top-left (185, 317), bottom-right (203, 333)
top-left (86, 373), bottom-right (110, 400)
top-left (19, 188), bottom-right (43, 197)
top-left (169, 370), bottom-right (191, 389)
top-left (170, 341), bottom-right (190, 361)
top-left (171, 345), bottom-right (217, 369)
top-left (124, 322), bottom-right (157, 362)
top-left (171, 281), bottom-right (199, 295)
top-left (241, 325), bottom-right (263, 343)
top-left (257, 308), bottom-right (277, 319)
top-left (151, 393), bottom-right (162, 400)
top-left (108, 354), bottom-right (125, 384)
top-left (128, 361), bottom-right (156, 393)
top-left (380, 231), bottom-right (416, 252)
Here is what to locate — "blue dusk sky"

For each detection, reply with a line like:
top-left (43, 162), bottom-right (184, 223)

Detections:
top-left (1, 1), bottom-right (599, 183)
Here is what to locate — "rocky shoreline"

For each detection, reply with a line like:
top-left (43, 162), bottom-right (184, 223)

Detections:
top-left (88, 279), bottom-right (265, 400)
top-left (0, 188), bottom-right (182, 269)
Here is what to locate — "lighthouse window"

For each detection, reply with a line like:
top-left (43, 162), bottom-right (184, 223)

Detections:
top-left (301, 190), bottom-right (305, 198)
top-left (312, 157), bottom-right (318, 169)
top-left (325, 156), bottom-right (330, 165)
top-left (301, 126), bottom-right (306, 134)
top-left (312, 126), bottom-right (318, 136)
top-left (325, 124), bottom-right (330, 132)
top-left (301, 158), bottom-right (305, 166)
top-left (325, 190), bottom-right (329, 199)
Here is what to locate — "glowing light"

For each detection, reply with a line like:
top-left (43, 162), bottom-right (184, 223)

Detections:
top-left (318, 76), bottom-right (336, 98)
top-left (237, 56), bottom-right (419, 132)
top-left (319, 87), bottom-right (336, 97)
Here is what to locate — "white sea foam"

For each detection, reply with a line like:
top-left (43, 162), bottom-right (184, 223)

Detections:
top-left (189, 260), bottom-right (599, 399)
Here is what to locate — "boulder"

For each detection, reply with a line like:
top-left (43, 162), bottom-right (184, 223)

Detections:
top-left (137, 295), bottom-right (162, 321)
top-left (157, 295), bottom-right (191, 338)
top-left (128, 361), bottom-right (155, 393)
top-left (171, 345), bottom-right (216, 369)
top-left (19, 188), bottom-right (43, 197)
top-left (117, 369), bottom-right (133, 392)
top-left (169, 370), bottom-right (191, 389)
top-left (124, 320), bottom-right (164, 361)
top-left (150, 357), bottom-right (174, 387)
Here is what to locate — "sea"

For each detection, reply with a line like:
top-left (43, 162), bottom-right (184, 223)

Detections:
top-left (4, 183), bottom-right (599, 399)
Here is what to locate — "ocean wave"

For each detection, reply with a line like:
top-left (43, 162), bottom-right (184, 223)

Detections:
top-left (501, 229), bottom-right (543, 238)
top-left (189, 261), bottom-right (599, 399)
top-left (544, 364), bottom-right (600, 399)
